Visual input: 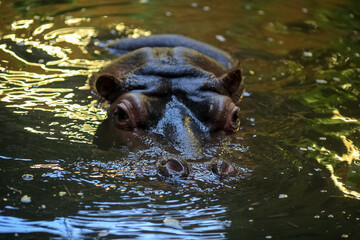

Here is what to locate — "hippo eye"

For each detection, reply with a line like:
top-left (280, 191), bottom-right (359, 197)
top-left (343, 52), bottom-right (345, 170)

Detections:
top-left (113, 101), bottom-right (136, 130)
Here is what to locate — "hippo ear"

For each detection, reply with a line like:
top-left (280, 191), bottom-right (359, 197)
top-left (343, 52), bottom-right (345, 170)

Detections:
top-left (221, 68), bottom-right (242, 95)
top-left (96, 75), bottom-right (122, 100)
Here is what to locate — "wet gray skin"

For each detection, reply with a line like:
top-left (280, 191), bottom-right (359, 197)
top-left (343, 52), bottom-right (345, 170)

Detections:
top-left (91, 34), bottom-right (244, 179)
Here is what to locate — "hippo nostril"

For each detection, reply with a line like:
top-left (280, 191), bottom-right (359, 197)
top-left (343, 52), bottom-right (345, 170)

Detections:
top-left (220, 162), bottom-right (234, 175)
top-left (166, 159), bottom-right (184, 172)
top-left (211, 161), bottom-right (237, 177)
top-left (157, 157), bottom-right (190, 177)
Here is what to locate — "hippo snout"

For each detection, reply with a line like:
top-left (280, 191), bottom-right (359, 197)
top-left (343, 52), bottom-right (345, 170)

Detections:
top-left (156, 156), bottom-right (238, 179)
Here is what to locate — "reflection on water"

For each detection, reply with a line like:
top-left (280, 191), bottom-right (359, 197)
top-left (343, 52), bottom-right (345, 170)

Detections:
top-left (1, 0), bottom-right (360, 239)
top-left (0, 200), bottom-right (230, 239)
top-left (0, 16), bottom-right (106, 143)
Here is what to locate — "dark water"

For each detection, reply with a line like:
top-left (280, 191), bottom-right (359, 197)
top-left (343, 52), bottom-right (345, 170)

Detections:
top-left (1, 0), bottom-right (360, 239)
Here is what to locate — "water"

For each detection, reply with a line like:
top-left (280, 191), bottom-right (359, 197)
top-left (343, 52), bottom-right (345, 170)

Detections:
top-left (1, 0), bottom-right (360, 239)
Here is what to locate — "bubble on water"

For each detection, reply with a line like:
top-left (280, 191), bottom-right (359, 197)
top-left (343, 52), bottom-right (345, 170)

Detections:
top-left (98, 232), bottom-right (110, 237)
top-left (278, 194), bottom-right (288, 199)
top-left (163, 218), bottom-right (182, 229)
top-left (22, 174), bottom-right (34, 181)
top-left (316, 79), bottom-right (327, 84)
top-left (165, 11), bottom-right (172, 17)
top-left (302, 8), bottom-right (308, 13)
top-left (257, 10), bottom-right (265, 15)
top-left (203, 6), bottom-right (210, 11)
top-left (223, 220), bottom-right (232, 227)
top-left (191, 3), bottom-right (198, 8)
top-left (216, 35), bottom-right (226, 42)
top-left (21, 195), bottom-right (31, 203)
top-left (59, 191), bottom-right (66, 197)
top-left (303, 51), bottom-right (313, 57)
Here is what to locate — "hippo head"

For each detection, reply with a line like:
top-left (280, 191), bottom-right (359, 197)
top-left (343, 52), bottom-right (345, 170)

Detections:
top-left (90, 35), bottom-right (244, 178)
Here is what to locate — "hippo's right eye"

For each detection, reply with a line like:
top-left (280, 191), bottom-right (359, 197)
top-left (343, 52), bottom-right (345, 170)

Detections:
top-left (113, 101), bottom-right (136, 130)
top-left (116, 108), bottom-right (129, 120)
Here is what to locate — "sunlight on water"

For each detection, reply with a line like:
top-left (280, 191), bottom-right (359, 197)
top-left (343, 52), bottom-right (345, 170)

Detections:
top-left (308, 136), bottom-right (360, 199)
top-left (11, 19), bottom-right (34, 30)
top-left (44, 27), bottom-right (96, 52)
top-left (1, 20), bottom-right (114, 143)
top-left (33, 23), bottom-right (54, 36)
top-left (115, 22), bottom-right (151, 38)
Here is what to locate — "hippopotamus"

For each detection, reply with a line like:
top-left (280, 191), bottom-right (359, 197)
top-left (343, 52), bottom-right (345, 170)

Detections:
top-left (90, 34), bottom-right (244, 178)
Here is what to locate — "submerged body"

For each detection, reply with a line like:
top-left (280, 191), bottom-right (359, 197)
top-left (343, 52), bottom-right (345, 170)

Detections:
top-left (90, 34), bottom-right (244, 178)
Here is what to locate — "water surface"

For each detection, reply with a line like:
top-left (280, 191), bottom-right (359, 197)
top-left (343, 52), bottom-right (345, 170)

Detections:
top-left (1, 0), bottom-right (360, 239)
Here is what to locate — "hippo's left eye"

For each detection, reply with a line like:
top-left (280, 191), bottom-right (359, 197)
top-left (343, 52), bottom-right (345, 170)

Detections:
top-left (113, 101), bottom-right (136, 130)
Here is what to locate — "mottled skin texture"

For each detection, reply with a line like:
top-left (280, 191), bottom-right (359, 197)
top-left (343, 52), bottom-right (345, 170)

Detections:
top-left (90, 34), bottom-right (244, 177)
